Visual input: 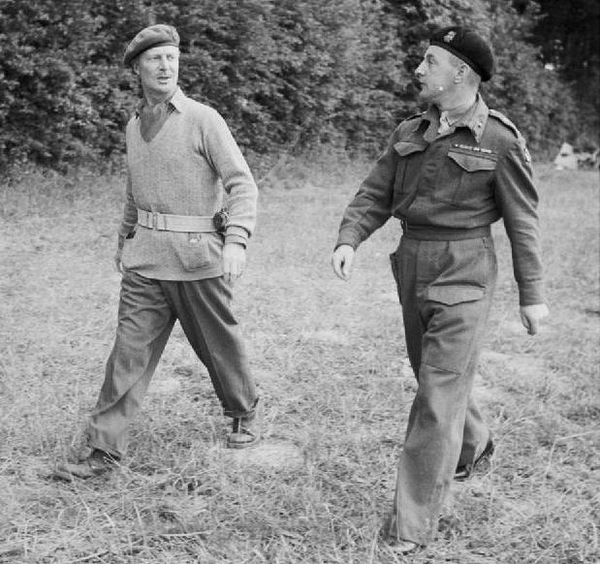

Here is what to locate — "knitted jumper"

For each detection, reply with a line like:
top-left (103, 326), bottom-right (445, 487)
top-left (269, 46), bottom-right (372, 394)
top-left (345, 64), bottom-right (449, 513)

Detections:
top-left (120, 88), bottom-right (258, 280)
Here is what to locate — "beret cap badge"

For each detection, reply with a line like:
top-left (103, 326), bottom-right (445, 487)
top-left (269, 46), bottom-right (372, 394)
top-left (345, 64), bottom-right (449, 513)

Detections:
top-left (443, 31), bottom-right (456, 43)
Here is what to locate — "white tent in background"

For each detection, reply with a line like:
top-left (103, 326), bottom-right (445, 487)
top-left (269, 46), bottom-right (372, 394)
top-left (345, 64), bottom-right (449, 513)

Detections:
top-left (554, 142), bottom-right (599, 170)
top-left (553, 142), bottom-right (578, 170)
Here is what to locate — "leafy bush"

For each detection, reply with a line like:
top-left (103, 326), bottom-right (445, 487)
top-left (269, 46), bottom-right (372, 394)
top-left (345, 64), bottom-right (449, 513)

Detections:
top-left (0, 0), bottom-right (593, 174)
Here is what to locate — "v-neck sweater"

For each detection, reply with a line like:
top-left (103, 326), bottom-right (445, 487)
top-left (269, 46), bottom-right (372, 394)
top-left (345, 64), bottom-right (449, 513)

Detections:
top-left (119, 88), bottom-right (258, 280)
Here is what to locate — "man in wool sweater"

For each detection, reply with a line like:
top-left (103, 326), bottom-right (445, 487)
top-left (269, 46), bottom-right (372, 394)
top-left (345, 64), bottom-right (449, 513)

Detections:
top-left (56, 24), bottom-right (260, 479)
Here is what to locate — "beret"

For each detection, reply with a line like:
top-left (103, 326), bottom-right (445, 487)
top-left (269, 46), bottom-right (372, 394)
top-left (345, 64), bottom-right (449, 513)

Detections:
top-left (123, 24), bottom-right (180, 67)
top-left (430, 26), bottom-right (494, 82)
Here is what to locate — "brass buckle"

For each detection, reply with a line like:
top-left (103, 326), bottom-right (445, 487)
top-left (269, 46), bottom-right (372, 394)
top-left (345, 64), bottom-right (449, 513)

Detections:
top-left (152, 212), bottom-right (159, 230)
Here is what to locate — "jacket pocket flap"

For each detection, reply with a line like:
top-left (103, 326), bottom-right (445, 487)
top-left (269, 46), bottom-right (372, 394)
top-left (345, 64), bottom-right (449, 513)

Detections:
top-left (448, 151), bottom-right (497, 172)
top-left (394, 141), bottom-right (427, 157)
top-left (427, 285), bottom-right (485, 305)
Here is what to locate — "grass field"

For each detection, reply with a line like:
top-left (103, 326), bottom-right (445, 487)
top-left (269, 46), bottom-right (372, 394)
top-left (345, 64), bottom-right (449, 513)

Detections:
top-left (0, 160), bottom-right (598, 564)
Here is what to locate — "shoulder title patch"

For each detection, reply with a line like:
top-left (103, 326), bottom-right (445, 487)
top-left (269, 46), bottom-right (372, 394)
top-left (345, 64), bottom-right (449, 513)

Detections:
top-left (452, 143), bottom-right (494, 155)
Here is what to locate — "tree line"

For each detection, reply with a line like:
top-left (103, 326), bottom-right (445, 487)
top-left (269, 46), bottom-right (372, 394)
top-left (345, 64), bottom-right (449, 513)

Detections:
top-left (0, 0), bottom-right (596, 174)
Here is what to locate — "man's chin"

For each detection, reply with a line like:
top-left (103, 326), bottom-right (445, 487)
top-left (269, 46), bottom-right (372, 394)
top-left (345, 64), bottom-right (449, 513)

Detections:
top-left (149, 83), bottom-right (176, 96)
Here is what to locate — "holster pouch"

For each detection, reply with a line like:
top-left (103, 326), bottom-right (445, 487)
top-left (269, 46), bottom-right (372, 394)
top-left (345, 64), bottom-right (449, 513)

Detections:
top-left (213, 209), bottom-right (229, 234)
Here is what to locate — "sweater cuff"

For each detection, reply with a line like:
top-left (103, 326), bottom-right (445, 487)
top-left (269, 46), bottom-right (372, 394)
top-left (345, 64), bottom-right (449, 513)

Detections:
top-left (225, 225), bottom-right (249, 247)
top-left (518, 281), bottom-right (544, 306)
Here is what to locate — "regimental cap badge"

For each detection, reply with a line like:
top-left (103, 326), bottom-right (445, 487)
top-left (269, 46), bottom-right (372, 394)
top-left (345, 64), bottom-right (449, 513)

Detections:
top-left (443, 30), bottom-right (456, 43)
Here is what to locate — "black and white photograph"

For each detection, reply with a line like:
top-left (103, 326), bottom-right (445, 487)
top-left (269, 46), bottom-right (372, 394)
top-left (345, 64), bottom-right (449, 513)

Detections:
top-left (0, 0), bottom-right (598, 562)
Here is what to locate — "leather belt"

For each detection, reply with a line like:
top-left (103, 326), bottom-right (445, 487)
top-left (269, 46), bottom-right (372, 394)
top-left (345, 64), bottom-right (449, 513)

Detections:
top-left (400, 220), bottom-right (491, 241)
top-left (137, 208), bottom-right (217, 232)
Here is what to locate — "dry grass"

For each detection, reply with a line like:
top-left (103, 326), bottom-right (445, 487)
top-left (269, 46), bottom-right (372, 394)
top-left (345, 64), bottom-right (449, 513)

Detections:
top-left (0, 161), bottom-right (598, 563)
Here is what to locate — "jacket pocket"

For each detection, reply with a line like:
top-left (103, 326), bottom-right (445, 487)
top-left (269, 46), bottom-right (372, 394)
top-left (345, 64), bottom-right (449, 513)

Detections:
top-left (437, 149), bottom-right (497, 206)
top-left (175, 233), bottom-right (211, 271)
top-left (447, 151), bottom-right (497, 172)
top-left (426, 284), bottom-right (485, 305)
top-left (392, 141), bottom-right (427, 204)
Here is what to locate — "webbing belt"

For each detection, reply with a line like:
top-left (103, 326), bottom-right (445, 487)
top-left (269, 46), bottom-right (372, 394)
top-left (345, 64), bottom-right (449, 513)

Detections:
top-left (137, 208), bottom-right (217, 232)
top-left (400, 220), bottom-right (491, 241)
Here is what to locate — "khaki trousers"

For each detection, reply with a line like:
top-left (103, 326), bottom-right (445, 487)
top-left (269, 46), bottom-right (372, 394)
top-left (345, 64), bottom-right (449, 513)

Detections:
top-left (386, 235), bottom-right (497, 545)
top-left (87, 270), bottom-right (257, 458)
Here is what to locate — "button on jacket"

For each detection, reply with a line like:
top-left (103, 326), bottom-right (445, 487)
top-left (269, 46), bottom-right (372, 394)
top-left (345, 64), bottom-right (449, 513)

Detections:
top-left (336, 95), bottom-right (543, 306)
top-left (120, 88), bottom-right (258, 281)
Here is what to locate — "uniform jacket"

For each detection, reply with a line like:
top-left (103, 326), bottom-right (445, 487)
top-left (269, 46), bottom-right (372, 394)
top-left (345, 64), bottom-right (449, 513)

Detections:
top-left (336, 95), bottom-right (543, 305)
top-left (120, 88), bottom-right (258, 281)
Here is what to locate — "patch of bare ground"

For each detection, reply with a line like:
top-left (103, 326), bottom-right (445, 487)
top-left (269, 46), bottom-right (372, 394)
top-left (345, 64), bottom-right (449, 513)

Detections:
top-left (0, 163), bottom-right (598, 563)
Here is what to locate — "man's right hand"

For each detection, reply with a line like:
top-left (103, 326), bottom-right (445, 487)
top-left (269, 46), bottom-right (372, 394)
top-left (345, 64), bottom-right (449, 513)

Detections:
top-left (331, 245), bottom-right (355, 281)
top-left (519, 303), bottom-right (549, 335)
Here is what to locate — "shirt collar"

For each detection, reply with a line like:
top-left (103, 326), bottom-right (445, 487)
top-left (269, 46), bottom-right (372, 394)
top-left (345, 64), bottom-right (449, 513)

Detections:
top-left (135, 87), bottom-right (185, 117)
top-left (422, 94), bottom-right (489, 143)
top-left (169, 87), bottom-right (186, 113)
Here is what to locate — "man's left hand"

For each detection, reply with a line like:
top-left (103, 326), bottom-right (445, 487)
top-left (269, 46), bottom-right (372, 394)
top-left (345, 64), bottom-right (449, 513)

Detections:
top-left (519, 303), bottom-right (549, 335)
top-left (223, 242), bottom-right (246, 284)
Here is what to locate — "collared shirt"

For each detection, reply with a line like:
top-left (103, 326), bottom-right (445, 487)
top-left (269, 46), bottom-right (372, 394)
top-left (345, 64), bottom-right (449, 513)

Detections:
top-left (336, 95), bottom-right (543, 305)
top-left (136, 96), bottom-right (176, 142)
top-left (425, 98), bottom-right (486, 143)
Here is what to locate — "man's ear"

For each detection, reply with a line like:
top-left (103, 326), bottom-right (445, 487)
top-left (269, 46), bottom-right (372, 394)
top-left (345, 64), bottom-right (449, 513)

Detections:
top-left (454, 63), bottom-right (468, 83)
top-left (132, 60), bottom-right (139, 76)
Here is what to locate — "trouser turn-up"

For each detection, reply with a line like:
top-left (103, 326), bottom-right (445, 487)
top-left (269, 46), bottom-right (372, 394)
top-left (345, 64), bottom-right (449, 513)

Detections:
top-left (386, 235), bottom-right (497, 545)
top-left (87, 270), bottom-right (258, 458)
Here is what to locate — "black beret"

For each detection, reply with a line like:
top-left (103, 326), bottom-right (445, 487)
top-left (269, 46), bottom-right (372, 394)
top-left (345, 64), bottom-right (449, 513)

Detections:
top-left (430, 26), bottom-right (494, 82)
top-left (123, 24), bottom-right (180, 67)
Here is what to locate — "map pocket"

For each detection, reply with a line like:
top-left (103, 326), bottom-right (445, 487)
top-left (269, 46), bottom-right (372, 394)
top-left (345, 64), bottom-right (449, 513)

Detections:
top-left (175, 233), bottom-right (211, 271)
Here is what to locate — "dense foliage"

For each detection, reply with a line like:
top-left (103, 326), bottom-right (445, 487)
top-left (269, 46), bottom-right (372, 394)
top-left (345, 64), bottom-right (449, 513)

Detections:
top-left (530, 0), bottom-right (599, 149)
top-left (0, 0), bottom-right (595, 172)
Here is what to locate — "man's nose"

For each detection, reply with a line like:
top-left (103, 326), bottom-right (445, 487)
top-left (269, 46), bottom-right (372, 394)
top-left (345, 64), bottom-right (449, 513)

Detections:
top-left (415, 62), bottom-right (425, 77)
